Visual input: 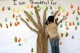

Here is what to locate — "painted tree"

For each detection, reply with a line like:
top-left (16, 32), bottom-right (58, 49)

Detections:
top-left (20, 7), bottom-right (59, 53)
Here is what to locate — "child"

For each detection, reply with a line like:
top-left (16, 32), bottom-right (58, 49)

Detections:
top-left (45, 11), bottom-right (66, 53)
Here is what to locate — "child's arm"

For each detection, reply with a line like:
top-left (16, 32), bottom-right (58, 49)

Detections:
top-left (55, 16), bottom-right (67, 25)
top-left (57, 19), bottom-right (64, 25)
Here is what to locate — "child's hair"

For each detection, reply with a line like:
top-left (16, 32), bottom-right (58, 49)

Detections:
top-left (45, 16), bottom-right (55, 25)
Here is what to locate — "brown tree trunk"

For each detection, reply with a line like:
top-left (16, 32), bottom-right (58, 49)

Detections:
top-left (37, 31), bottom-right (48, 53)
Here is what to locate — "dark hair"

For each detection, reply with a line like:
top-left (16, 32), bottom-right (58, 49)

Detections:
top-left (45, 16), bottom-right (55, 25)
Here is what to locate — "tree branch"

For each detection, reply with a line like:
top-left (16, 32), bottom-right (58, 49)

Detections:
top-left (24, 11), bottom-right (39, 30)
top-left (34, 7), bottom-right (43, 30)
top-left (43, 9), bottom-right (46, 29)
top-left (21, 18), bottom-right (38, 33)
top-left (54, 10), bottom-right (60, 17)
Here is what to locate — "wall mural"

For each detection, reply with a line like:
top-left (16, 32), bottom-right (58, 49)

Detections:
top-left (0, 0), bottom-right (80, 53)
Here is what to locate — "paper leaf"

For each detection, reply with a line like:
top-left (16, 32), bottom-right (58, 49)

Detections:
top-left (66, 32), bottom-right (68, 37)
top-left (46, 6), bottom-right (48, 11)
top-left (0, 23), bottom-right (2, 28)
top-left (70, 4), bottom-right (73, 9)
top-left (75, 26), bottom-right (77, 30)
top-left (18, 14), bottom-right (22, 18)
top-left (37, 4), bottom-right (39, 8)
top-left (72, 10), bottom-right (75, 14)
top-left (19, 43), bottom-right (22, 46)
top-left (14, 36), bottom-right (17, 42)
top-left (66, 26), bottom-right (69, 30)
top-left (7, 6), bottom-right (11, 10)
top-left (58, 6), bottom-right (61, 10)
top-left (2, 7), bottom-right (5, 11)
top-left (76, 16), bottom-right (78, 20)
top-left (77, 21), bottom-right (79, 26)
top-left (24, 38), bottom-right (27, 43)
top-left (69, 22), bottom-right (71, 26)
top-left (65, 22), bottom-right (67, 26)
top-left (17, 21), bottom-right (20, 25)
top-left (30, 4), bottom-right (34, 8)
top-left (61, 7), bottom-right (65, 12)
top-left (58, 13), bottom-right (61, 16)
top-left (10, 22), bottom-right (12, 26)
top-left (6, 24), bottom-right (8, 28)
top-left (77, 11), bottom-right (80, 15)
top-left (77, 6), bottom-right (79, 11)
top-left (18, 38), bottom-right (21, 42)
top-left (26, 5), bottom-right (29, 8)
top-left (66, 12), bottom-right (69, 16)
top-left (5, 18), bottom-right (7, 22)
top-left (31, 48), bottom-right (34, 52)
top-left (16, 10), bottom-right (19, 13)
top-left (50, 6), bottom-right (52, 10)
top-left (12, 8), bottom-right (15, 12)
top-left (54, 6), bottom-right (57, 10)
top-left (14, 22), bottom-right (17, 26)
top-left (72, 22), bottom-right (75, 26)
top-left (13, 14), bottom-right (15, 18)
top-left (72, 35), bottom-right (74, 39)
